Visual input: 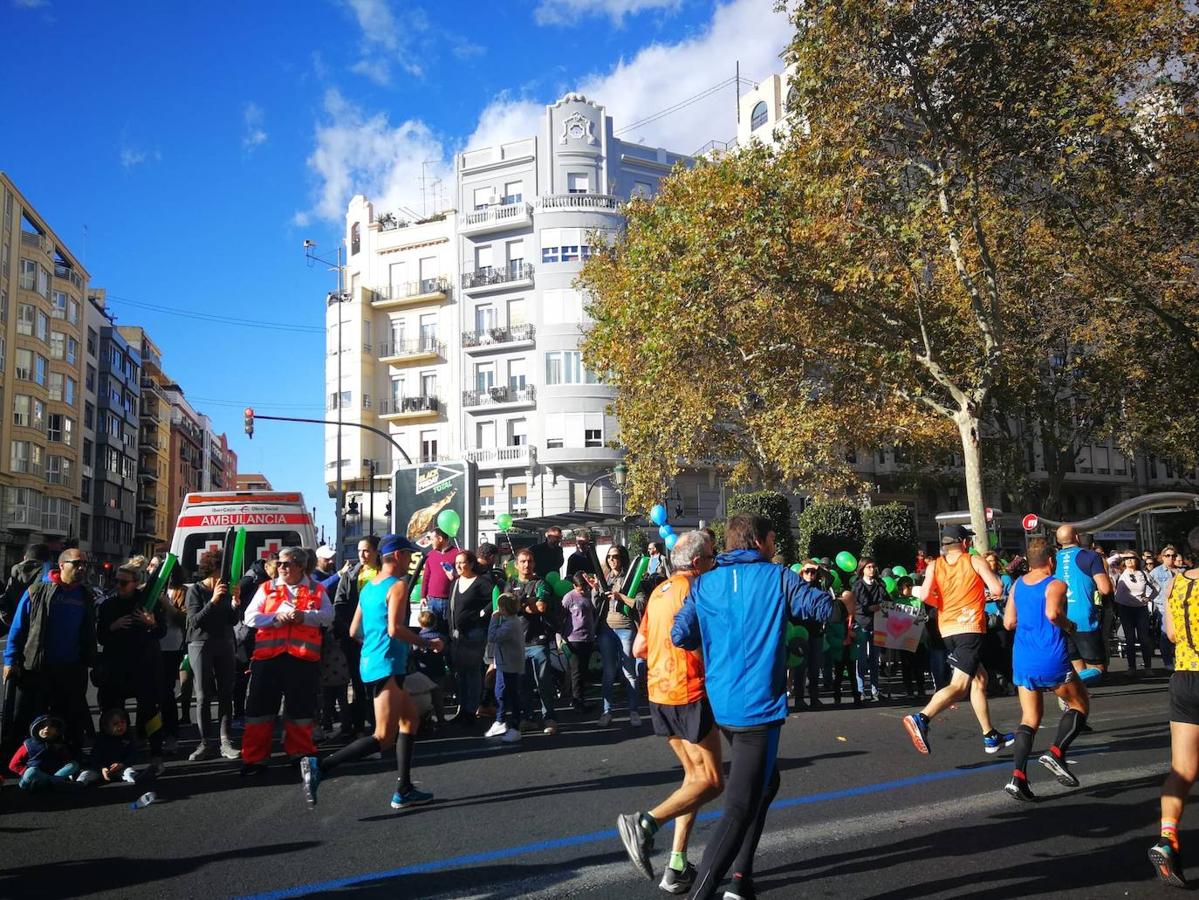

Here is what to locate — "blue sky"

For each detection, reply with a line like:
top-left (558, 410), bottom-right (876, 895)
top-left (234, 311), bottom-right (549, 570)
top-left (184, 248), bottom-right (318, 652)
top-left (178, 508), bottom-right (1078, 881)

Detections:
top-left (3, 0), bottom-right (788, 542)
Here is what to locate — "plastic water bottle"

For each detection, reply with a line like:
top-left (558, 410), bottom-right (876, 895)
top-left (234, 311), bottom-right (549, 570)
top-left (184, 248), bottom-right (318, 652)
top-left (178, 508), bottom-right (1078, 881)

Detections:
top-left (131, 791), bottom-right (156, 809)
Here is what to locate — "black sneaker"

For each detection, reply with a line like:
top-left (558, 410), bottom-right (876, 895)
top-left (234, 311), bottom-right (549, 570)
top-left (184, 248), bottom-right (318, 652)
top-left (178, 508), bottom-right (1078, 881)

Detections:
top-left (722, 874), bottom-right (756, 900)
top-left (1150, 839), bottom-right (1187, 887)
top-left (1004, 776), bottom-right (1036, 802)
top-left (1038, 752), bottom-right (1079, 787)
top-left (659, 862), bottom-right (696, 895)
top-left (616, 812), bottom-right (655, 880)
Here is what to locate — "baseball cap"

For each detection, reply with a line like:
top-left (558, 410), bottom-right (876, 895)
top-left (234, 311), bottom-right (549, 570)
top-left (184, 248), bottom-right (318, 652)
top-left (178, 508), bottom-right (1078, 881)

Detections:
top-left (379, 533), bottom-right (421, 555)
top-left (315, 545), bottom-right (337, 561)
top-left (941, 524), bottom-right (973, 544)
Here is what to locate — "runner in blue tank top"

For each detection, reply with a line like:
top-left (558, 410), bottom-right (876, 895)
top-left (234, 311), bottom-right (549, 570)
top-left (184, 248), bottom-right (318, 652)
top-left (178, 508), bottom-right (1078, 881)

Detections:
top-left (1002, 538), bottom-right (1091, 802)
top-left (1053, 524), bottom-right (1114, 683)
top-left (299, 533), bottom-right (444, 811)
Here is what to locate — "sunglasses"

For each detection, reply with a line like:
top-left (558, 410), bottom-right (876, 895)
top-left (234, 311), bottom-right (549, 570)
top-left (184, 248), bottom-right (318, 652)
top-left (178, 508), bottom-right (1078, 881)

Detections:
top-left (62, 558), bottom-right (88, 567)
top-left (277, 561), bottom-right (298, 568)
top-left (801, 568), bottom-right (817, 575)
top-left (607, 554), bottom-right (621, 559)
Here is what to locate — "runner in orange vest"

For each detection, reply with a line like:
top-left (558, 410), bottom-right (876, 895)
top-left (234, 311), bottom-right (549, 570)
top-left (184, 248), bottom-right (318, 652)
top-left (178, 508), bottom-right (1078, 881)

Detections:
top-left (239, 546), bottom-right (333, 774)
top-left (617, 530), bottom-right (723, 895)
top-left (903, 525), bottom-right (1013, 756)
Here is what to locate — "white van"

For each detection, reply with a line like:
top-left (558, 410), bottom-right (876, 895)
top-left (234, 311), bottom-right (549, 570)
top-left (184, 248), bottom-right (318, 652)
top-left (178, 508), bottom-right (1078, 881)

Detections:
top-left (169, 491), bottom-right (317, 578)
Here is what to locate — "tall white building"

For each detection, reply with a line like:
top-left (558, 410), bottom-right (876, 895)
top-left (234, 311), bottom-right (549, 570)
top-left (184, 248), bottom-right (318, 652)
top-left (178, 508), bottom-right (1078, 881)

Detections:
top-left (325, 93), bottom-right (694, 552)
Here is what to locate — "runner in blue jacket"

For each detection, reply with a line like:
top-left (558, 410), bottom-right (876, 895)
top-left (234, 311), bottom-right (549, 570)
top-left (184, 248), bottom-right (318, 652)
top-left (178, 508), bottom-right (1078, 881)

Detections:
top-left (671, 513), bottom-right (833, 900)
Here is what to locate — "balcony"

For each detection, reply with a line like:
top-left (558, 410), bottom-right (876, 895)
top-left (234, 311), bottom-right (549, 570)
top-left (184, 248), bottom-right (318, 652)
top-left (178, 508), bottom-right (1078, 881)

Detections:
top-left (53, 264), bottom-right (84, 290)
top-left (461, 201), bottom-right (533, 236)
top-left (462, 323), bottom-right (535, 353)
top-left (138, 462), bottom-right (159, 480)
top-left (21, 231), bottom-right (52, 253)
top-left (377, 395), bottom-right (441, 422)
top-left (136, 490), bottom-right (156, 509)
top-left (462, 384), bottom-right (537, 412)
top-left (463, 445), bottom-right (536, 469)
top-left (461, 263), bottom-right (534, 296)
top-left (537, 193), bottom-right (620, 212)
top-left (368, 277), bottom-right (450, 311)
top-left (377, 337), bottom-right (445, 366)
top-left (140, 432), bottom-right (160, 450)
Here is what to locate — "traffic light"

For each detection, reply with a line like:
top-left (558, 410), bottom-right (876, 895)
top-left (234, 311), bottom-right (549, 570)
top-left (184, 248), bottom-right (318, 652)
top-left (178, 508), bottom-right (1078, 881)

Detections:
top-left (244, 407), bottom-right (254, 439)
top-left (346, 497), bottom-right (360, 517)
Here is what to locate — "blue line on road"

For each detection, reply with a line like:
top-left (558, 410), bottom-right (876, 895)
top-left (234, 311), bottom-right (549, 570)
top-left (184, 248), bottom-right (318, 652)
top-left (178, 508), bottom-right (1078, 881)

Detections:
top-left (240, 745), bottom-right (1111, 899)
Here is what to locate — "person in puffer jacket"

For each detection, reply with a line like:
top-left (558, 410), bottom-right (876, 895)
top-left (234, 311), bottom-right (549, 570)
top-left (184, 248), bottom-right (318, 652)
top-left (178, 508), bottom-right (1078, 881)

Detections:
top-left (9, 714), bottom-right (79, 790)
top-left (671, 513), bottom-right (833, 900)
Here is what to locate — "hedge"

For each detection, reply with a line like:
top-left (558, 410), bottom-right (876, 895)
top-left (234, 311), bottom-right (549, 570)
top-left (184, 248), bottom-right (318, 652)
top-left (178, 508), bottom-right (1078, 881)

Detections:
top-left (726, 491), bottom-right (797, 563)
top-left (797, 502), bottom-right (863, 562)
top-left (861, 502), bottom-right (917, 569)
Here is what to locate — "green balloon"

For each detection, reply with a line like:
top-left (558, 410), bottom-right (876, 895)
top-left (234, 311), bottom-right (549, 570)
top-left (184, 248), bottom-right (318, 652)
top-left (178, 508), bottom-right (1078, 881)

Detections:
top-left (436, 508), bottom-right (461, 538)
top-left (835, 551), bottom-right (857, 573)
top-left (552, 578), bottom-right (571, 599)
top-left (883, 576), bottom-right (898, 594)
top-left (892, 566), bottom-right (908, 578)
top-left (409, 578), bottom-right (422, 601)
top-left (496, 513), bottom-right (514, 531)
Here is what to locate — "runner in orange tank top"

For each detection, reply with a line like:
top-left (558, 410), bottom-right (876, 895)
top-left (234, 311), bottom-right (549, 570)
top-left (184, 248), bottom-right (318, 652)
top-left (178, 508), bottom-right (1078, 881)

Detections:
top-left (615, 530), bottom-right (724, 895)
top-left (902, 525), bottom-right (1013, 757)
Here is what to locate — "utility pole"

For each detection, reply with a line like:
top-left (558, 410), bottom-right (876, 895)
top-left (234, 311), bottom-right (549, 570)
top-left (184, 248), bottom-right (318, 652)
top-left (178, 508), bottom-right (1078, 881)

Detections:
top-left (368, 458), bottom-right (376, 538)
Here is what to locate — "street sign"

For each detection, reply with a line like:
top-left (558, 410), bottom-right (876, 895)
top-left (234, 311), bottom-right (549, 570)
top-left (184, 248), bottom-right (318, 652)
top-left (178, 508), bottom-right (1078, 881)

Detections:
top-left (1022, 513), bottom-right (1039, 531)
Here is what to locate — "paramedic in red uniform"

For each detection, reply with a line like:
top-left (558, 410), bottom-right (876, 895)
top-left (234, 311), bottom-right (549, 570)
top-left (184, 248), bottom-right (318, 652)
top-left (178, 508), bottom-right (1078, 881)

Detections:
top-left (239, 546), bottom-right (334, 774)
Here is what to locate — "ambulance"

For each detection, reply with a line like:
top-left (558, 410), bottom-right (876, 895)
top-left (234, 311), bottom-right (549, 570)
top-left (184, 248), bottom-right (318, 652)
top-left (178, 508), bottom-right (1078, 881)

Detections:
top-left (169, 491), bottom-right (317, 578)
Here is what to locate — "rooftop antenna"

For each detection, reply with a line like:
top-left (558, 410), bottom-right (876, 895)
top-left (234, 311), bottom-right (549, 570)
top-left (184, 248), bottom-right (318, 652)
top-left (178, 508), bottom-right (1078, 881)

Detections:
top-left (736, 60), bottom-right (740, 123)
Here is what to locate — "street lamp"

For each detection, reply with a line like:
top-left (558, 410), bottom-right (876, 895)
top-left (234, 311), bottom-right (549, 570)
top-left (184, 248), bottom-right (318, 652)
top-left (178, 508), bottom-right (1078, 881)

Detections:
top-left (582, 459), bottom-right (630, 520)
top-left (304, 239), bottom-right (348, 563)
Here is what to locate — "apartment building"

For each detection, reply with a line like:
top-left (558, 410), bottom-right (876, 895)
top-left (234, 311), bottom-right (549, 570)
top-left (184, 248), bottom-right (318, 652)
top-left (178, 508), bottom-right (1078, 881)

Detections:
top-left (117, 325), bottom-right (172, 556)
top-left (237, 473), bottom-right (273, 491)
top-left (163, 384), bottom-right (206, 530)
top-left (0, 173), bottom-right (88, 569)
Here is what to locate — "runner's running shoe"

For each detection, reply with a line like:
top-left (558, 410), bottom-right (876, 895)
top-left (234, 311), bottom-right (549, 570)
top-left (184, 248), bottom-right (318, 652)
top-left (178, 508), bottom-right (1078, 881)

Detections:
top-left (659, 862), bottom-right (696, 895)
top-left (1149, 839), bottom-right (1187, 887)
top-left (299, 756), bottom-right (321, 809)
top-left (1038, 752), bottom-right (1079, 787)
top-left (617, 813), bottom-right (655, 880)
top-left (903, 714), bottom-right (930, 754)
top-left (983, 730), bottom-right (1015, 754)
top-left (722, 874), bottom-right (756, 899)
top-left (1004, 776), bottom-right (1036, 802)
top-left (390, 786), bottom-right (434, 810)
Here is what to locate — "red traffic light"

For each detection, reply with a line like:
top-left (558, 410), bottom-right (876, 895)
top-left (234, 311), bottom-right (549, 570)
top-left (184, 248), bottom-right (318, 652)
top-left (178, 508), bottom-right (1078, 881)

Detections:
top-left (244, 407), bottom-right (255, 439)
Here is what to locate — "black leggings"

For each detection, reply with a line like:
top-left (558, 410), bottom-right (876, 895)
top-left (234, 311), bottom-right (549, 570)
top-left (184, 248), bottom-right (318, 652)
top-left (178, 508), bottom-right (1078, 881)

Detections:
top-left (1116, 605), bottom-right (1154, 670)
top-left (691, 724), bottom-right (781, 899)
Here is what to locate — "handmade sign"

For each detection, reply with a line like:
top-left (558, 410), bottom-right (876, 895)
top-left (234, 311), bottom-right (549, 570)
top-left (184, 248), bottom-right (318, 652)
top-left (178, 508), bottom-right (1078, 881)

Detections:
top-left (872, 601), bottom-right (926, 652)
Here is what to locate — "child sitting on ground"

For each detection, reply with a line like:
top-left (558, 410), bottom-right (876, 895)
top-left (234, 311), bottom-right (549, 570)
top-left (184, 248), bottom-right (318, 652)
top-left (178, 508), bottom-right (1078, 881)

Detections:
top-left (484, 593), bottom-right (525, 743)
top-left (9, 714), bottom-right (79, 790)
top-left (414, 610), bottom-right (450, 724)
top-left (78, 709), bottom-right (140, 786)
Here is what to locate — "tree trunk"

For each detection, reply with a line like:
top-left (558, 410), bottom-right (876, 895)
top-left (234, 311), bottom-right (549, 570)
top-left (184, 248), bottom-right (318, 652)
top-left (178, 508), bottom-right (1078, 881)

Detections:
top-left (956, 409), bottom-right (990, 554)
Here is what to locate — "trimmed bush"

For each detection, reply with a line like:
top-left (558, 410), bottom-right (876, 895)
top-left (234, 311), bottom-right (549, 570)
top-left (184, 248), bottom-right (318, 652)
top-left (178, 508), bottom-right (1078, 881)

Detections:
top-left (727, 491), bottom-right (797, 563)
top-left (797, 502), bottom-right (863, 562)
top-left (861, 502), bottom-right (917, 569)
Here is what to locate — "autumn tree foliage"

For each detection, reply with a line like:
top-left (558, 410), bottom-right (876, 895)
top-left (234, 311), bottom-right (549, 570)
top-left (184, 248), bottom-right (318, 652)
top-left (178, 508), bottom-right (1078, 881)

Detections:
top-left (580, 0), bottom-right (1199, 543)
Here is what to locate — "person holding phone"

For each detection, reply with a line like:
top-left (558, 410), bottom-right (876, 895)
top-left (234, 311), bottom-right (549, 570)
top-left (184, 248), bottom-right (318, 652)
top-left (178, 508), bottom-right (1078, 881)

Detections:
top-left (185, 549), bottom-right (241, 761)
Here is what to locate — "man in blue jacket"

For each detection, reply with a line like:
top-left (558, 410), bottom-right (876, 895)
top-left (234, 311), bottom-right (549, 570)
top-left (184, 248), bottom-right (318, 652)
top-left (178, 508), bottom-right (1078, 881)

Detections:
top-left (672, 513), bottom-right (834, 900)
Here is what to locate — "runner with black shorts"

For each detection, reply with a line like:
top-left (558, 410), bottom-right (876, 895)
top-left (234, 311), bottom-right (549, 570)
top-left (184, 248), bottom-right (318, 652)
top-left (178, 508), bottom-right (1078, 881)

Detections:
top-left (299, 534), bottom-right (443, 810)
top-left (1002, 538), bottom-right (1090, 802)
top-left (903, 525), bottom-right (1014, 755)
top-left (1054, 525), bottom-right (1114, 684)
top-left (1150, 526), bottom-right (1199, 888)
top-left (617, 530), bottom-right (723, 895)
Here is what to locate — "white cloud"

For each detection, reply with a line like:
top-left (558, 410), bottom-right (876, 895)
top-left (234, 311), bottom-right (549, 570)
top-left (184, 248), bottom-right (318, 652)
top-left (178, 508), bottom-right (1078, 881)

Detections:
top-left (295, 89), bottom-right (451, 225)
top-left (299, 0), bottom-right (788, 222)
top-left (12, 0), bottom-right (49, 8)
top-left (535, 0), bottom-right (680, 26)
top-left (243, 102), bottom-right (268, 151)
top-left (339, 0), bottom-right (425, 84)
top-left (119, 144), bottom-right (160, 170)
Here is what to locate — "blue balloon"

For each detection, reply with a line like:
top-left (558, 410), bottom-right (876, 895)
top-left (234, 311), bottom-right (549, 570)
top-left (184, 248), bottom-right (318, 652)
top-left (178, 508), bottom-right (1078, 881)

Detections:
top-left (664, 533), bottom-right (679, 551)
top-left (650, 504), bottom-right (668, 526)
top-left (658, 524), bottom-right (674, 539)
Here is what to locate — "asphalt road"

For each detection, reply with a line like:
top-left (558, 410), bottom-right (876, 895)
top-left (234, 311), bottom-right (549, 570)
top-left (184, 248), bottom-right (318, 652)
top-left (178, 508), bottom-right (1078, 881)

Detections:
top-left (0, 662), bottom-right (1185, 900)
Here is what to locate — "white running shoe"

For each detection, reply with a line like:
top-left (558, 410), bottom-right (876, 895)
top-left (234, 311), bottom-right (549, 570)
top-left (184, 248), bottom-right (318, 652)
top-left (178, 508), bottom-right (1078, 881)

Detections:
top-left (484, 721), bottom-right (509, 738)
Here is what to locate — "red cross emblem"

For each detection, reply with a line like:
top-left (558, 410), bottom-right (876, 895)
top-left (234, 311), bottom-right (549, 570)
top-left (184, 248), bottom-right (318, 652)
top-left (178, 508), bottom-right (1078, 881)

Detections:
top-left (198, 540), bottom-right (222, 567)
top-left (258, 539), bottom-right (282, 561)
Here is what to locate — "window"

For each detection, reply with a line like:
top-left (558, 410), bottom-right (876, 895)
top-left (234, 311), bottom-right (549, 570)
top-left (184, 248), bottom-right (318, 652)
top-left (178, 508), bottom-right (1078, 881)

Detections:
top-left (418, 256), bottom-right (438, 288)
top-left (81, 476), bottom-right (92, 504)
top-left (509, 482), bottom-right (528, 515)
top-left (66, 336), bottom-right (77, 365)
top-left (751, 100), bottom-right (768, 131)
top-left (786, 86), bottom-right (798, 112)
top-left (474, 245), bottom-right (494, 272)
top-left (508, 298), bottom-right (527, 326)
top-left (19, 259), bottom-right (36, 290)
top-left (585, 424), bottom-right (603, 448)
top-left (545, 413), bottom-right (564, 449)
top-left (476, 420), bottom-right (496, 449)
top-left (35, 310), bottom-right (48, 342)
top-left (420, 373), bottom-right (436, 399)
top-left (50, 331), bottom-right (65, 360)
top-left (479, 485), bottom-right (495, 518)
top-left (350, 222), bottom-right (361, 255)
top-left (86, 364), bottom-right (96, 391)
top-left (67, 298), bottom-right (79, 325)
top-left (508, 358), bottom-right (527, 390)
top-left (10, 440), bottom-right (44, 476)
top-left (46, 455), bottom-right (72, 487)
top-left (508, 418), bottom-right (527, 447)
top-left (631, 180), bottom-right (653, 199)
top-left (87, 328), bottom-right (98, 357)
top-left (51, 291), bottom-right (69, 319)
top-left (543, 289), bottom-right (584, 323)
top-left (474, 304), bottom-right (495, 333)
top-left (474, 363), bottom-right (495, 393)
top-left (545, 351), bottom-right (590, 384)
top-left (43, 496), bottom-right (72, 533)
top-left (388, 261), bottom-right (406, 295)
top-left (567, 173), bottom-right (589, 194)
top-left (419, 313), bottom-right (437, 349)
top-left (48, 372), bottom-right (64, 401)
top-left (84, 402), bottom-right (94, 429)
top-left (48, 414), bottom-right (74, 446)
top-left (110, 346), bottom-right (121, 370)
top-left (420, 430), bottom-right (438, 463)
top-left (473, 186), bottom-right (493, 210)
top-left (17, 303), bottom-right (34, 335)
top-left (4, 486), bottom-right (42, 527)
top-left (34, 354), bottom-right (47, 386)
top-left (12, 395), bottom-right (31, 427)
top-left (541, 227), bottom-right (589, 264)
top-left (502, 181), bottom-right (523, 204)
top-left (15, 348), bottom-right (32, 381)
top-left (506, 239), bottom-right (525, 274)
top-left (37, 266), bottom-right (49, 299)
top-left (390, 376), bottom-right (404, 405)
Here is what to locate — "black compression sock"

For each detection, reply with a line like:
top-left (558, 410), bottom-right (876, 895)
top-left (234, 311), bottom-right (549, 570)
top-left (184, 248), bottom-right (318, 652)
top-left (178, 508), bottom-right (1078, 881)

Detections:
top-left (396, 731), bottom-right (416, 793)
top-left (319, 735), bottom-right (380, 775)
top-left (1052, 709), bottom-right (1086, 759)
top-left (1011, 724), bottom-right (1036, 775)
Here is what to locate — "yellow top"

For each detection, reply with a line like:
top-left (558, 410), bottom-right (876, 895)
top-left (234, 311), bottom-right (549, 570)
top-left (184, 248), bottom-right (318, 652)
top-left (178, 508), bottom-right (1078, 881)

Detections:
top-left (1167, 572), bottom-right (1199, 673)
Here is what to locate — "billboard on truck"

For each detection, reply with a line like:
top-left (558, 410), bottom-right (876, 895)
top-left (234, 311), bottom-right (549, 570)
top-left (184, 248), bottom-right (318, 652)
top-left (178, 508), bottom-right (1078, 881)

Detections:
top-left (392, 460), bottom-right (476, 552)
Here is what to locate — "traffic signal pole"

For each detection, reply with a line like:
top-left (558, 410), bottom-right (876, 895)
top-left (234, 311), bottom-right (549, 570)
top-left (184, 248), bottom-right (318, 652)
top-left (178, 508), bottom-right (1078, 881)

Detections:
top-left (243, 409), bottom-right (412, 464)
